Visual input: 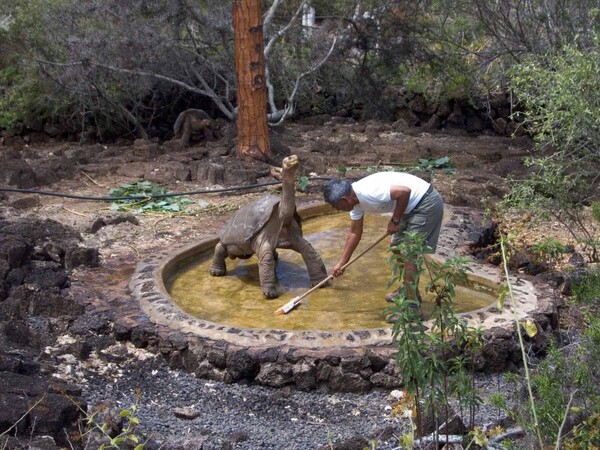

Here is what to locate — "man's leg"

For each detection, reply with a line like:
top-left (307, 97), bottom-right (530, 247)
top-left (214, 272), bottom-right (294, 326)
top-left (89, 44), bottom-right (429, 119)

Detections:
top-left (403, 259), bottom-right (422, 304)
top-left (385, 250), bottom-right (422, 304)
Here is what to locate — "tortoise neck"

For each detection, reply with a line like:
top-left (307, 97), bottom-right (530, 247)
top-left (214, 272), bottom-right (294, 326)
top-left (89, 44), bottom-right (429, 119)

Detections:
top-left (279, 172), bottom-right (296, 224)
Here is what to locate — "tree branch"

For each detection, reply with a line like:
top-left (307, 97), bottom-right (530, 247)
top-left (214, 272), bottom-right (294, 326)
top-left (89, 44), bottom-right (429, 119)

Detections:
top-left (263, 0), bottom-right (305, 116)
top-left (285, 37), bottom-right (337, 114)
top-left (263, 0), bottom-right (284, 37)
top-left (264, 0), bottom-right (304, 58)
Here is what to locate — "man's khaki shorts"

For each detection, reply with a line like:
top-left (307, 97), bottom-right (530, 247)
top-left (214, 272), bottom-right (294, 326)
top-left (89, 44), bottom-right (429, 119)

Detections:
top-left (391, 187), bottom-right (444, 253)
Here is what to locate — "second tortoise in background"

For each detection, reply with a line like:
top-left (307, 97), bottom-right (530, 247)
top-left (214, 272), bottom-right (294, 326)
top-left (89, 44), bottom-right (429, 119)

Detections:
top-left (173, 108), bottom-right (217, 146)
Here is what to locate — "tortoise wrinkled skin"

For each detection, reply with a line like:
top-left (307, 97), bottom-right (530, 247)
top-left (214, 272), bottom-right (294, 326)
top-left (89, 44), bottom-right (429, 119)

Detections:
top-left (209, 155), bottom-right (328, 298)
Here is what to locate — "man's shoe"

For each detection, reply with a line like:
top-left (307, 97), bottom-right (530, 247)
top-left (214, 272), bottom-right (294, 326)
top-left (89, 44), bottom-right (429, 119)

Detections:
top-left (385, 305), bottom-right (424, 323)
top-left (386, 289), bottom-right (423, 304)
top-left (385, 288), bottom-right (401, 303)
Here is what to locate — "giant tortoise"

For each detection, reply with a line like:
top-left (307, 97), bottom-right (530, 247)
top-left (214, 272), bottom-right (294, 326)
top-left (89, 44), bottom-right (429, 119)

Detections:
top-left (209, 155), bottom-right (328, 298)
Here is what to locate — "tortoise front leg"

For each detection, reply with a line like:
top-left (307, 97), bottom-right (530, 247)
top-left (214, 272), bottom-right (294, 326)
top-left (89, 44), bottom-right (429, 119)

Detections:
top-left (209, 242), bottom-right (228, 276)
top-left (257, 245), bottom-right (278, 298)
top-left (287, 224), bottom-right (329, 287)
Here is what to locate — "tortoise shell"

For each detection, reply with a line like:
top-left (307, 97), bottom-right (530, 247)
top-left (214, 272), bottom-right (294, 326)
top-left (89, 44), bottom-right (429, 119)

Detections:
top-left (218, 195), bottom-right (281, 245)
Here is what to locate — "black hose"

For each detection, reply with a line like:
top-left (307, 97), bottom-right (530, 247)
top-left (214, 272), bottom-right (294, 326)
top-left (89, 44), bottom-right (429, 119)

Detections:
top-left (0, 176), bottom-right (334, 201)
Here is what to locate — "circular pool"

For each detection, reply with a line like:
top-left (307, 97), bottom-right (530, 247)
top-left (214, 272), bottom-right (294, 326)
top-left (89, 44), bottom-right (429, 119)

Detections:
top-left (167, 209), bottom-right (497, 330)
top-left (128, 203), bottom-right (550, 391)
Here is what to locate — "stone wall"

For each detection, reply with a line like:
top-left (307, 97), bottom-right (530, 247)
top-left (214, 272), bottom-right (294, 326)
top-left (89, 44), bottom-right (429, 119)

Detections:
top-left (125, 205), bottom-right (560, 392)
top-left (385, 90), bottom-right (525, 137)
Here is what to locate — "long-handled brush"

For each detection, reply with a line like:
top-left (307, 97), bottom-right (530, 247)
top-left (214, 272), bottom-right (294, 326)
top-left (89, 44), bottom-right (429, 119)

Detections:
top-left (274, 233), bottom-right (389, 315)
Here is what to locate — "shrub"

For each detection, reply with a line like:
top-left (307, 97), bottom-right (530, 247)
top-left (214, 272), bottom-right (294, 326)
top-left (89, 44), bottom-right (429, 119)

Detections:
top-left (530, 237), bottom-right (567, 266)
top-left (573, 267), bottom-right (600, 304)
top-left (505, 33), bottom-right (600, 262)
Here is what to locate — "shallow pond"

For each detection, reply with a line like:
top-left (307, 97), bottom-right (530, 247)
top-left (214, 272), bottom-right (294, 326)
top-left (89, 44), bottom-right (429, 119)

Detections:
top-left (168, 212), bottom-right (497, 331)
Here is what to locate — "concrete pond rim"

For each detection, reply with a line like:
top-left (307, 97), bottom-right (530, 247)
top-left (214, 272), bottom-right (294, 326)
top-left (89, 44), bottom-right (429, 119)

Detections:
top-left (128, 203), bottom-right (560, 391)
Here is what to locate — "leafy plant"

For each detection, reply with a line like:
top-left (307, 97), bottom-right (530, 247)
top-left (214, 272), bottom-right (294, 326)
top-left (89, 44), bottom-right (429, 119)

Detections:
top-left (489, 392), bottom-right (509, 422)
top-left (497, 235), bottom-right (600, 448)
top-left (387, 232), bottom-right (481, 441)
top-left (65, 392), bottom-right (146, 450)
top-left (109, 180), bottom-right (192, 214)
top-left (412, 156), bottom-right (456, 177)
top-left (564, 414), bottom-right (600, 450)
top-left (531, 237), bottom-right (567, 266)
top-left (297, 176), bottom-right (310, 192)
top-left (85, 403), bottom-right (144, 450)
top-left (572, 267), bottom-right (600, 304)
top-left (505, 33), bottom-right (600, 262)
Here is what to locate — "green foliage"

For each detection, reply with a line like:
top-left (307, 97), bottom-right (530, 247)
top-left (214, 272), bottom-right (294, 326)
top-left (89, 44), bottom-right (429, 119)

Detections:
top-left (564, 414), bottom-right (600, 450)
top-left (530, 237), bottom-right (567, 265)
top-left (505, 34), bottom-right (600, 262)
top-left (86, 403), bottom-right (145, 450)
top-left (109, 180), bottom-right (192, 214)
top-left (489, 392), bottom-right (510, 422)
top-left (397, 3), bottom-right (510, 101)
top-left (342, 156), bottom-right (456, 180)
top-left (503, 156), bottom-right (599, 262)
top-left (0, 65), bottom-right (72, 131)
top-left (592, 202), bottom-right (600, 224)
top-left (509, 35), bottom-right (600, 156)
top-left (531, 347), bottom-right (570, 442)
top-left (0, 0), bottom-right (82, 131)
top-left (572, 267), bottom-right (600, 304)
top-left (297, 176), bottom-right (310, 192)
top-left (499, 236), bottom-right (545, 448)
top-left (388, 232), bottom-right (481, 437)
top-left (412, 156), bottom-right (456, 178)
top-left (499, 311), bottom-right (600, 448)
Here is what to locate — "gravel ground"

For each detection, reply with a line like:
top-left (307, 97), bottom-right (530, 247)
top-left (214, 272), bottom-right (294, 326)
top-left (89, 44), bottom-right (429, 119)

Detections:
top-left (78, 342), bottom-right (513, 450)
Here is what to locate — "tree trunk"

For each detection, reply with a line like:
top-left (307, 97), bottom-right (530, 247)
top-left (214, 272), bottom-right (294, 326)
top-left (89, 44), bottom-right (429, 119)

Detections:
top-left (232, 0), bottom-right (271, 161)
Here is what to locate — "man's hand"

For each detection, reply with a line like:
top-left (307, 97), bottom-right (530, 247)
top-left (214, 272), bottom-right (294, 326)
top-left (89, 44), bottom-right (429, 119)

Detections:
top-left (387, 221), bottom-right (399, 235)
top-left (332, 262), bottom-right (346, 277)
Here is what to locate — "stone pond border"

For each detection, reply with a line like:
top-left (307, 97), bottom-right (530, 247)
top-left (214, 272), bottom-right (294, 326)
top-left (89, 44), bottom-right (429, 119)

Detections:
top-left (128, 203), bottom-right (559, 392)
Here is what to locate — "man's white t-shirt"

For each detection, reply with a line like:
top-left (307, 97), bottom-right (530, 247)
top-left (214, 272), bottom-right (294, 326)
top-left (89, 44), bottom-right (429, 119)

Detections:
top-left (349, 172), bottom-right (431, 221)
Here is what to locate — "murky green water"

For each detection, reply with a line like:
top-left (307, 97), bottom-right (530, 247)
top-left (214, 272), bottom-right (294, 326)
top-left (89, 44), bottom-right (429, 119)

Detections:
top-left (168, 212), bottom-right (497, 331)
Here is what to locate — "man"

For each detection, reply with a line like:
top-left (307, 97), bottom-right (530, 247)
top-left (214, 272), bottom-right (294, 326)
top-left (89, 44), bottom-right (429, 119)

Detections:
top-left (323, 172), bottom-right (444, 308)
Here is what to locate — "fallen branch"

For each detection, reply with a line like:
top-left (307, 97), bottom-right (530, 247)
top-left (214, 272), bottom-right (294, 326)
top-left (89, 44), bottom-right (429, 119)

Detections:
top-left (0, 396), bottom-right (46, 437)
top-left (153, 216), bottom-right (171, 237)
top-left (414, 434), bottom-right (463, 445)
top-left (488, 427), bottom-right (525, 445)
top-left (62, 206), bottom-right (89, 217)
top-left (122, 243), bottom-right (140, 258)
top-left (81, 171), bottom-right (106, 187)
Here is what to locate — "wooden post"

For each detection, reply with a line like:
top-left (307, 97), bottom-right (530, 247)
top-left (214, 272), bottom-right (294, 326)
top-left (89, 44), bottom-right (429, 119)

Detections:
top-left (232, 0), bottom-right (272, 161)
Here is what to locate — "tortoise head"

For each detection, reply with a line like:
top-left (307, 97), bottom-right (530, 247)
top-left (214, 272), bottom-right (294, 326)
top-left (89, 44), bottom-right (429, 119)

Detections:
top-left (281, 154), bottom-right (299, 175)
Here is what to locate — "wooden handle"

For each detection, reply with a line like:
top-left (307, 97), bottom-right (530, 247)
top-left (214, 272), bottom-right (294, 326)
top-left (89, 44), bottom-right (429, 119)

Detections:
top-left (299, 232), bottom-right (388, 301)
top-left (290, 274), bottom-right (334, 304)
top-left (338, 232), bottom-right (389, 272)
top-left (276, 232), bottom-right (389, 313)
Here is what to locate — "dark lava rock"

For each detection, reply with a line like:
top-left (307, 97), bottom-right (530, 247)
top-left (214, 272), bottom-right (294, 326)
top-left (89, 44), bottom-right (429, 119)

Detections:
top-left (87, 213), bottom-right (140, 234)
top-left (172, 406), bottom-right (201, 420)
top-left (317, 436), bottom-right (370, 450)
top-left (0, 373), bottom-right (83, 446)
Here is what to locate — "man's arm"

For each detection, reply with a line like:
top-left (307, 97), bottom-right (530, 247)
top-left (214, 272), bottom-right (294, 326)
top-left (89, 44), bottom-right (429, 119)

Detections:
top-left (332, 217), bottom-right (363, 277)
top-left (388, 185), bottom-right (411, 234)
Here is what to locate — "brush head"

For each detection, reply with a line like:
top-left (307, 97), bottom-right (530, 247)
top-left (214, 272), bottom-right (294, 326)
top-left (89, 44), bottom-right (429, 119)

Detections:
top-left (275, 297), bottom-right (299, 315)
